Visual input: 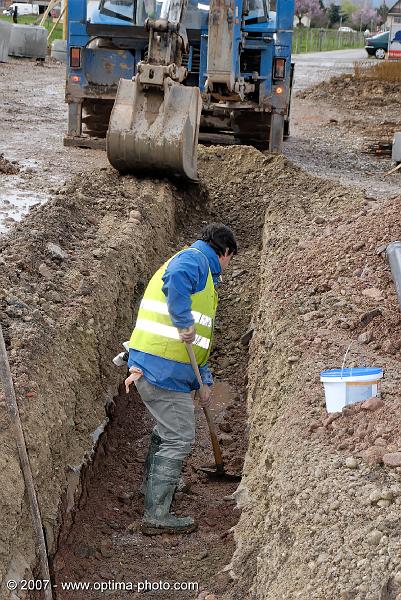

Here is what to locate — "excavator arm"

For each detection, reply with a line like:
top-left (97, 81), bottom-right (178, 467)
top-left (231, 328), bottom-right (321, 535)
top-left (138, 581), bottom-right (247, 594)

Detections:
top-left (106, 0), bottom-right (202, 181)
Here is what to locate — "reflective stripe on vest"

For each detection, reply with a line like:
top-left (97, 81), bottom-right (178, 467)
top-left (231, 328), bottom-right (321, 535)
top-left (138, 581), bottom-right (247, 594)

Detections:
top-left (128, 249), bottom-right (218, 366)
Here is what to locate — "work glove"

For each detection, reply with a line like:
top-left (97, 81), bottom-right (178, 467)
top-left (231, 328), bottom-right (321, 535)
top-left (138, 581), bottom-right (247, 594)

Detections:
top-left (178, 325), bottom-right (196, 344)
top-left (197, 384), bottom-right (212, 408)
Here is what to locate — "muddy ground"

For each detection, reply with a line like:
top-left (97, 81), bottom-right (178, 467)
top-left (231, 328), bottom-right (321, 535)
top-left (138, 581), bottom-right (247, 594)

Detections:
top-left (1, 51), bottom-right (401, 600)
top-left (0, 58), bottom-right (106, 233)
top-left (288, 69), bottom-right (401, 198)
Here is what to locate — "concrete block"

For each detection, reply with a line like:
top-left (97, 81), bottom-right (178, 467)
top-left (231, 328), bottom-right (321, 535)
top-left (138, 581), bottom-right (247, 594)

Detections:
top-left (392, 132), bottom-right (401, 163)
top-left (51, 39), bottom-right (67, 63)
top-left (0, 21), bottom-right (12, 63)
top-left (9, 24), bottom-right (47, 59)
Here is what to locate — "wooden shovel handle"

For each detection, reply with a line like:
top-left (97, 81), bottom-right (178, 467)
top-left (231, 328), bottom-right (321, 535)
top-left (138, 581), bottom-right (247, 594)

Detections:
top-left (185, 343), bottom-right (224, 468)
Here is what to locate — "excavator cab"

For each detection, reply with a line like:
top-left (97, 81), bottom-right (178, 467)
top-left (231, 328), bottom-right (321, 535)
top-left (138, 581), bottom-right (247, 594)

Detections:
top-left (105, 0), bottom-right (202, 181)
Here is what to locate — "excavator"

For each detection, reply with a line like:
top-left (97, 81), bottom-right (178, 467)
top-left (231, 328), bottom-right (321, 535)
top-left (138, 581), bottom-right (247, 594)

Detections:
top-left (65, 0), bottom-right (294, 181)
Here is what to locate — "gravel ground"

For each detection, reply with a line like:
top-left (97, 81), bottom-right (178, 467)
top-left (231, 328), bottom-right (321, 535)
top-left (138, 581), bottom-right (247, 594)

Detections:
top-left (285, 50), bottom-right (401, 199)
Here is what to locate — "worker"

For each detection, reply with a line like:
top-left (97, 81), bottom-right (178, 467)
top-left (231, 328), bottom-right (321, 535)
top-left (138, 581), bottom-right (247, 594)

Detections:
top-left (125, 223), bottom-right (237, 534)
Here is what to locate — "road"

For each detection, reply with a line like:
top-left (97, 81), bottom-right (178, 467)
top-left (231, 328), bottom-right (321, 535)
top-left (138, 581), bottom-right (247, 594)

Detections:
top-left (292, 48), bottom-right (367, 91)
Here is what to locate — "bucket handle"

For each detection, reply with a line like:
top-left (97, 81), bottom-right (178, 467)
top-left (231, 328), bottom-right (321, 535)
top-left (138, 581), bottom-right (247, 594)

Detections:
top-left (341, 342), bottom-right (353, 379)
top-left (341, 341), bottom-right (367, 379)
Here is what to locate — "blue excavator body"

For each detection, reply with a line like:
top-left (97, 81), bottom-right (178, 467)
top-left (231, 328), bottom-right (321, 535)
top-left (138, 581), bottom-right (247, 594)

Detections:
top-left (65, 0), bottom-right (294, 156)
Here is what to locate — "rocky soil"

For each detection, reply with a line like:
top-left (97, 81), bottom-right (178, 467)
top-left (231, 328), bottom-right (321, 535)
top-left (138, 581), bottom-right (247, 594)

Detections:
top-left (298, 73), bottom-right (401, 111)
top-left (0, 154), bottom-right (19, 175)
top-left (3, 142), bottom-right (401, 600)
top-left (0, 168), bottom-right (178, 596)
top-left (223, 148), bottom-right (401, 600)
top-left (285, 71), bottom-right (401, 199)
top-left (294, 72), bottom-right (401, 146)
top-left (2, 53), bottom-right (401, 600)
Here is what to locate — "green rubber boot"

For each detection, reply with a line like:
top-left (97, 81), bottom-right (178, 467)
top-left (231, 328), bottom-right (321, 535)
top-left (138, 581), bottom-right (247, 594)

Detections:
top-left (140, 432), bottom-right (188, 496)
top-left (142, 455), bottom-right (197, 535)
top-left (139, 431), bottom-right (161, 496)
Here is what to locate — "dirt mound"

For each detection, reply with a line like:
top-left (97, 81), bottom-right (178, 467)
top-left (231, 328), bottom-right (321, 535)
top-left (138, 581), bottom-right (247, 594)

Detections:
top-left (0, 168), bottom-right (177, 592)
top-left (2, 144), bottom-right (401, 600)
top-left (224, 150), bottom-right (401, 598)
top-left (298, 73), bottom-right (401, 111)
top-left (0, 154), bottom-right (19, 175)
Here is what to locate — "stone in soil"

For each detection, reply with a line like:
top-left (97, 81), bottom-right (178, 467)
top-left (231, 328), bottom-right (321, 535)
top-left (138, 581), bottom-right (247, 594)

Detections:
top-left (383, 452), bottom-right (401, 467)
top-left (0, 153), bottom-right (19, 174)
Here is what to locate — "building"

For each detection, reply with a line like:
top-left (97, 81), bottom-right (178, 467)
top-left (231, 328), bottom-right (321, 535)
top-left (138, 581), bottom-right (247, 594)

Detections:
top-left (0, 0), bottom-right (51, 10)
top-left (388, 0), bottom-right (401, 57)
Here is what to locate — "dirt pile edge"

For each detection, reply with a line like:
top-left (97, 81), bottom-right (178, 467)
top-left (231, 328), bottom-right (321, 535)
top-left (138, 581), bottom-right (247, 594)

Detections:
top-left (0, 169), bottom-right (177, 593)
top-left (226, 162), bottom-right (401, 599)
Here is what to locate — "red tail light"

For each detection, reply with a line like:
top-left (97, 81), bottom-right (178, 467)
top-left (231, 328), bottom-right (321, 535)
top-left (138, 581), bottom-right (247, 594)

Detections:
top-left (274, 58), bottom-right (286, 80)
top-left (70, 47), bottom-right (81, 69)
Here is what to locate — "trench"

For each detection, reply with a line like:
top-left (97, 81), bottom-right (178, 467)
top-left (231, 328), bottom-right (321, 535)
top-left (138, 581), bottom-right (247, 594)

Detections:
top-left (4, 140), bottom-right (401, 600)
top-left (18, 148), bottom-right (265, 600)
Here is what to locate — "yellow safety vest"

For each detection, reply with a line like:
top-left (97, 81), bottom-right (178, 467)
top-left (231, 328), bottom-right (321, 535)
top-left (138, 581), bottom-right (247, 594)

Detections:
top-left (129, 249), bottom-right (218, 366)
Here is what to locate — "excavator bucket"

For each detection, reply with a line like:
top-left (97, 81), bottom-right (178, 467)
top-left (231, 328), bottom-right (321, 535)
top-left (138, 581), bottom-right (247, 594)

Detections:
top-left (107, 77), bottom-right (202, 182)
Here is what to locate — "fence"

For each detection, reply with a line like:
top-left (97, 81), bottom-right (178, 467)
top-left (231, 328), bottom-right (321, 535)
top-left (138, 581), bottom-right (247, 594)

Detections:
top-left (292, 29), bottom-right (365, 54)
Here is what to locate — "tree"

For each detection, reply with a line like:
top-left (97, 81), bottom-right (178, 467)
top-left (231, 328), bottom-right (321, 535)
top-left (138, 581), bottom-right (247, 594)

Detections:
top-left (376, 2), bottom-right (389, 25)
top-left (351, 6), bottom-right (379, 29)
top-left (327, 3), bottom-right (341, 27)
top-left (294, 0), bottom-right (323, 26)
top-left (340, 0), bottom-right (358, 23)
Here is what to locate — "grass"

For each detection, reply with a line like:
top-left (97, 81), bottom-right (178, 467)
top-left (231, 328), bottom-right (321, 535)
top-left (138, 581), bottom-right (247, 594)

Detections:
top-left (0, 14), bottom-right (63, 44)
top-left (354, 60), bottom-right (401, 82)
top-left (293, 28), bottom-right (365, 54)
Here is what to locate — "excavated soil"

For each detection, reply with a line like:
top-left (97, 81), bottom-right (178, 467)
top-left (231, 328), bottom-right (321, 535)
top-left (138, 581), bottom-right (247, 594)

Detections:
top-left (223, 149), bottom-right (401, 600)
top-left (0, 155), bottom-right (19, 175)
top-left (2, 140), bottom-right (401, 600)
top-left (285, 72), bottom-right (401, 199)
top-left (298, 74), bottom-right (401, 110)
top-left (296, 73), bottom-right (401, 141)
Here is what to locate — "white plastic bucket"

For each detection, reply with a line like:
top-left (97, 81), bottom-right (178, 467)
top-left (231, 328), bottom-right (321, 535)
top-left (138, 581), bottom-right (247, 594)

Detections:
top-left (320, 367), bottom-right (383, 413)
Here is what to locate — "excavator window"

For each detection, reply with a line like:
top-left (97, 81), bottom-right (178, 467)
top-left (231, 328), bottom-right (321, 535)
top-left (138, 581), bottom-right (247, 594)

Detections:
top-left (245, 0), bottom-right (268, 22)
top-left (183, 0), bottom-right (209, 28)
top-left (136, 0), bottom-right (158, 24)
top-left (99, 0), bottom-right (159, 24)
top-left (99, 0), bottom-right (135, 22)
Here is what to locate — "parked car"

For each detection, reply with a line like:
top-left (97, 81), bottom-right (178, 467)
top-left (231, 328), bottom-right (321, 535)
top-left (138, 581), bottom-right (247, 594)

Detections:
top-left (2, 3), bottom-right (40, 16)
top-left (365, 31), bottom-right (389, 59)
top-left (338, 26), bottom-right (355, 33)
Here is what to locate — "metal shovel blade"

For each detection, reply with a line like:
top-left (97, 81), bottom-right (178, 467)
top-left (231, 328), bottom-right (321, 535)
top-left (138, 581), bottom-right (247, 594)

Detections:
top-left (199, 465), bottom-right (242, 482)
top-left (107, 77), bottom-right (202, 182)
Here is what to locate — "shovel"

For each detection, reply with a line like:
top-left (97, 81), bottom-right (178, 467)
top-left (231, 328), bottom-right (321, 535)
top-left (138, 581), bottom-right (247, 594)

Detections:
top-left (185, 342), bottom-right (241, 482)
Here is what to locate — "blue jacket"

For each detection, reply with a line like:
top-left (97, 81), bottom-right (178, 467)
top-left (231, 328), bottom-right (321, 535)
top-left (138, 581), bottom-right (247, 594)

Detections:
top-left (128, 240), bottom-right (221, 392)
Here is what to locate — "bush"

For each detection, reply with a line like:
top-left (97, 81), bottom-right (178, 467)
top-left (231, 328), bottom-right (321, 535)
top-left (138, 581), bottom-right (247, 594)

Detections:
top-left (354, 60), bottom-right (401, 82)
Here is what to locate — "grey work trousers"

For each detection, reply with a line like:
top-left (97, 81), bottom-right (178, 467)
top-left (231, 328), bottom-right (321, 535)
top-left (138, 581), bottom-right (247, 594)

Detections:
top-left (134, 377), bottom-right (195, 461)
